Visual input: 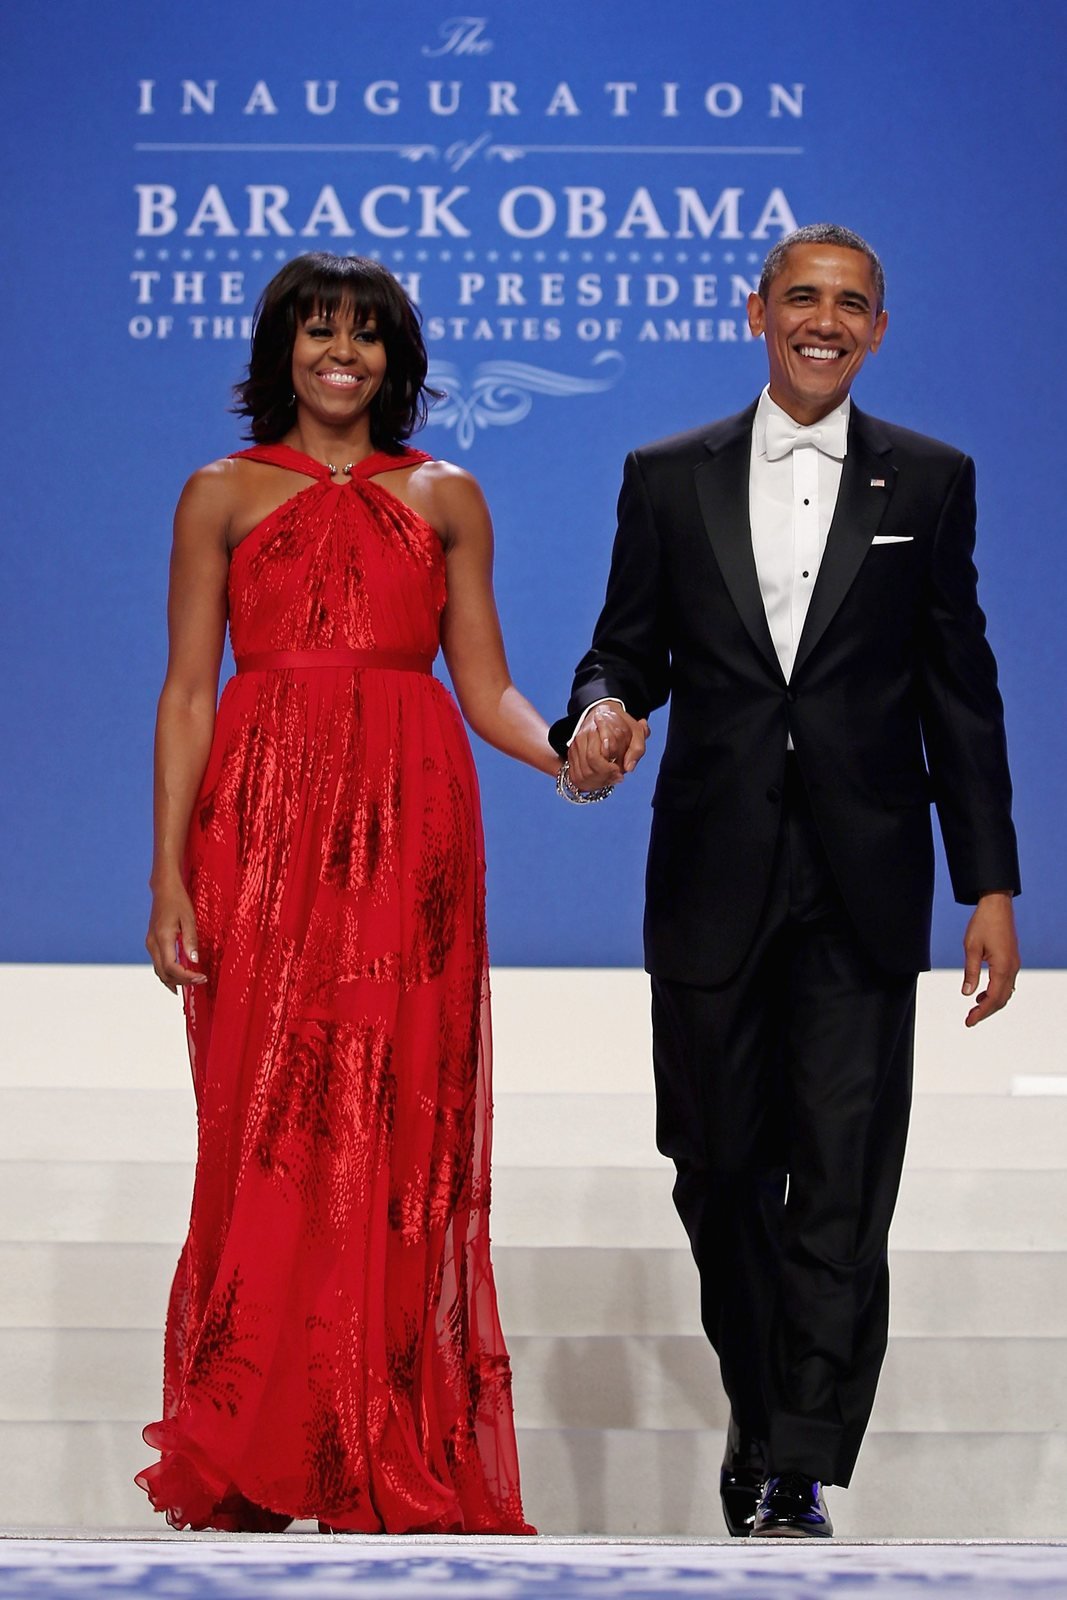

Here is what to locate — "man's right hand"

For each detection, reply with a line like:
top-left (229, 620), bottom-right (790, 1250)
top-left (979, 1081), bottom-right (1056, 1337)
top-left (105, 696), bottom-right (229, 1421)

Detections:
top-left (567, 703), bottom-right (650, 790)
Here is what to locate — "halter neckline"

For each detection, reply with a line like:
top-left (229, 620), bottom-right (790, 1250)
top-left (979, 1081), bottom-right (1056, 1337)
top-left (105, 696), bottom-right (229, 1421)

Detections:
top-left (230, 443), bottom-right (432, 482)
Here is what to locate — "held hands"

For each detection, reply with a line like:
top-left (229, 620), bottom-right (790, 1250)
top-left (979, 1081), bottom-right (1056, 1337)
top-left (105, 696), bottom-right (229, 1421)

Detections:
top-left (146, 882), bottom-right (208, 993)
top-left (961, 892), bottom-right (1020, 1027)
top-left (566, 703), bottom-right (651, 792)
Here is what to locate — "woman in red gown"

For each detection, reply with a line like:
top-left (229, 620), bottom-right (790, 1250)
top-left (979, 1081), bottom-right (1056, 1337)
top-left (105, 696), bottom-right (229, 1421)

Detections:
top-left (139, 254), bottom-right (626, 1533)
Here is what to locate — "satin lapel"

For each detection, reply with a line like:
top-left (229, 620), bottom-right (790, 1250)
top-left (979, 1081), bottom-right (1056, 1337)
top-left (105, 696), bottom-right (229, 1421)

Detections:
top-left (791, 410), bottom-right (897, 678)
top-left (694, 409), bottom-right (784, 682)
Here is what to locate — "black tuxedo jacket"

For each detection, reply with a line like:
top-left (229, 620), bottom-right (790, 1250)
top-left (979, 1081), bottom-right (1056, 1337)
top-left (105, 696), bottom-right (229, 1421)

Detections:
top-left (550, 401), bottom-right (1020, 986)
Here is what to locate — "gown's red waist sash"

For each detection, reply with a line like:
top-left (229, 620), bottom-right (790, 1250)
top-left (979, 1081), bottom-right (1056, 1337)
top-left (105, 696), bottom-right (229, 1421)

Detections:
top-left (236, 648), bottom-right (434, 674)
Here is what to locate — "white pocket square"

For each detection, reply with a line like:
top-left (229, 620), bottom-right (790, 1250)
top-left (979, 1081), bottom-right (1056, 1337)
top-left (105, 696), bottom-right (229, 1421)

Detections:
top-left (871, 535), bottom-right (913, 544)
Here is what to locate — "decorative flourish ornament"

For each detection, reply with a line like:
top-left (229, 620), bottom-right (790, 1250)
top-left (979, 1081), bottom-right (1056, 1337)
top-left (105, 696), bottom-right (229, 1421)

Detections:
top-left (427, 353), bottom-right (625, 449)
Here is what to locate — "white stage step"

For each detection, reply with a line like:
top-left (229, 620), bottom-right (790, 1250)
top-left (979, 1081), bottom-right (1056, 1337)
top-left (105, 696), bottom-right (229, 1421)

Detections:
top-left (4, 1242), bottom-right (1066, 1337)
top-left (520, 1428), bottom-right (1067, 1539)
top-left (0, 1422), bottom-right (1063, 1539)
top-left (0, 1326), bottom-right (1063, 1438)
top-left (1, 966), bottom-right (1064, 1095)
top-left (0, 965), bottom-right (1064, 1537)
top-left (4, 1086), bottom-right (1067, 1169)
top-left (2, 1160), bottom-right (1065, 1251)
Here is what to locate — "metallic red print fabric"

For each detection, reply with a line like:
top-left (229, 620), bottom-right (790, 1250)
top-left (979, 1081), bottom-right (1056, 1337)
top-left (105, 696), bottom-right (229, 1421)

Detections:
top-left (136, 445), bottom-right (534, 1534)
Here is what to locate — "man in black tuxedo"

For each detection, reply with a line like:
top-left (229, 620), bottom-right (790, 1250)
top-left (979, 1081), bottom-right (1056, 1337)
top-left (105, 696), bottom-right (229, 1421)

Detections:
top-left (550, 224), bottom-right (1020, 1537)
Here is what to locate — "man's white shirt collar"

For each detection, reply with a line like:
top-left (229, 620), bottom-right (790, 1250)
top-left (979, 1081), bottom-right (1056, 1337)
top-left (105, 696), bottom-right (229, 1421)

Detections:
top-left (754, 386), bottom-right (851, 462)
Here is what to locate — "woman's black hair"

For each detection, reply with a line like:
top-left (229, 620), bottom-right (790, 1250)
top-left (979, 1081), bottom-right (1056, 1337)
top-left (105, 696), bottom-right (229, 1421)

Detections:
top-left (233, 253), bottom-right (441, 450)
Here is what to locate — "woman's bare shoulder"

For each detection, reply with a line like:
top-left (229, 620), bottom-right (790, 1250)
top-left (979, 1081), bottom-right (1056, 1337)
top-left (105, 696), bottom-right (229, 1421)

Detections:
top-left (409, 456), bottom-right (478, 487)
top-left (410, 457), bottom-right (488, 511)
top-left (173, 457), bottom-right (253, 546)
top-left (179, 455), bottom-right (253, 506)
top-left (408, 458), bottom-right (490, 546)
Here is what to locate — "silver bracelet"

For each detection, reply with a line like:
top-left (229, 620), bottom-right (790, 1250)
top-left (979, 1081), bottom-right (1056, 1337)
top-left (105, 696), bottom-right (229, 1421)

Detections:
top-left (556, 759), bottom-right (615, 805)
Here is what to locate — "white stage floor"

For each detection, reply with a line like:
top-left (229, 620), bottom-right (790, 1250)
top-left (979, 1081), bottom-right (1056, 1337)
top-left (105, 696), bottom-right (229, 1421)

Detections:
top-left (1, 1537), bottom-right (1066, 1598)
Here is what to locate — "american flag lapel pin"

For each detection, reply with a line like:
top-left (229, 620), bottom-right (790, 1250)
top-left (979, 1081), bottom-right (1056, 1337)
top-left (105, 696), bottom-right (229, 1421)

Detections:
top-left (870, 477), bottom-right (886, 488)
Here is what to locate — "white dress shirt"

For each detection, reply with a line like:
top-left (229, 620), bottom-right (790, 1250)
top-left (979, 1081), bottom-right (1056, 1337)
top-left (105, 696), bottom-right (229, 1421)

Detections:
top-left (750, 385), bottom-right (850, 684)
top-left (570, 387), bottom-right (851, 748)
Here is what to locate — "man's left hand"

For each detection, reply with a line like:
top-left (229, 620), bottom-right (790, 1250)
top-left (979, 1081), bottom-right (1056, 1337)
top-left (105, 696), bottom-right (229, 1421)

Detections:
top-left (962, 892), bottom-right (1020, 1027)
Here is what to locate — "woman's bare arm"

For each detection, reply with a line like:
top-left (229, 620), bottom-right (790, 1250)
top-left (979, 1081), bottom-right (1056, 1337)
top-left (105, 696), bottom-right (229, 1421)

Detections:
top-left (145, 464), bottom-right (232, 991)
top-left (429, 464), bottom-right (633, 791)
top-left (431, 466), bottom-right (560, 776)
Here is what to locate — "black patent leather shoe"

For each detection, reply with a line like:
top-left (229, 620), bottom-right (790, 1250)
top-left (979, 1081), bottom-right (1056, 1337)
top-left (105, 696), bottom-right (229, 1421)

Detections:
top-left (719, 1417), bottom-right (766, 1537)
top-left (751, 1472), bottom-right (833, 1538)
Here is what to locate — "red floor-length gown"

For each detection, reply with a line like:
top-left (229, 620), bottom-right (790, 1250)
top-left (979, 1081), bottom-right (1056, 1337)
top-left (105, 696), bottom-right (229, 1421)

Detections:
top-left (136, 444), bottom-right (534, 1534)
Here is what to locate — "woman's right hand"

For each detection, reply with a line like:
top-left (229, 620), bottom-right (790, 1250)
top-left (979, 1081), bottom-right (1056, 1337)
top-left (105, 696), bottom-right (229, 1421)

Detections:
top-left (146, 882), bottom-right (207, 993)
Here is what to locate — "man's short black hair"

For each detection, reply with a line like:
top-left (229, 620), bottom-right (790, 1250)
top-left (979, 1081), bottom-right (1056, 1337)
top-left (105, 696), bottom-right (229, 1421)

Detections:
top-left (759, 224), bottom-right (886, 313)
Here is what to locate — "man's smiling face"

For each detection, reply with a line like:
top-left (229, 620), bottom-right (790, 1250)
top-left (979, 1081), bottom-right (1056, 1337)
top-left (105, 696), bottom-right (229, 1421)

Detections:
top-left (747, 243), bottom-right (888, 425)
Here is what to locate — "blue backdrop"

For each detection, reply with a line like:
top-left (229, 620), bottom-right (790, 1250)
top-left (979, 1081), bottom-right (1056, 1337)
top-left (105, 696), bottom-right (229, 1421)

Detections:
top-left (3, 0), bottom-right (1065, 966)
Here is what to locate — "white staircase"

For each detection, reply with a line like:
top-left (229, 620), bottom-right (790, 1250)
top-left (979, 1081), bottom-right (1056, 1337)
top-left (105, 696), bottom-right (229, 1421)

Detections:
top-left (1, 965), bottom-right (1065, 1536)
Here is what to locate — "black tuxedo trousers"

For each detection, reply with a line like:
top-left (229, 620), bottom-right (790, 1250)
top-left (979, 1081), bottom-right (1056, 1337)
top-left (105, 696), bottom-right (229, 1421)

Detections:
top-left (652, 757), bottom-right (916, 1486)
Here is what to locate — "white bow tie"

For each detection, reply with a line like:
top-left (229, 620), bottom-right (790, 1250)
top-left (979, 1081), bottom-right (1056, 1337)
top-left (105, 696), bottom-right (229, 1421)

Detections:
top-left (764, 410), bottom-right (848, 462)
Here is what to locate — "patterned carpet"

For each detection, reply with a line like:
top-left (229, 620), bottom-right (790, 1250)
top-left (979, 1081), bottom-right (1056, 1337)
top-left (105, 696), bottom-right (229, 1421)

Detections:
top-left (2, 1538), bottom-right (1066, 1598)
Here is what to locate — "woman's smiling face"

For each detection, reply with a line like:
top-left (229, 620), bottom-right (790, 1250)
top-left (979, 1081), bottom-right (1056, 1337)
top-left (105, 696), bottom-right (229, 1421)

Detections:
top-left (290, 302), bottom-right (388, 426)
